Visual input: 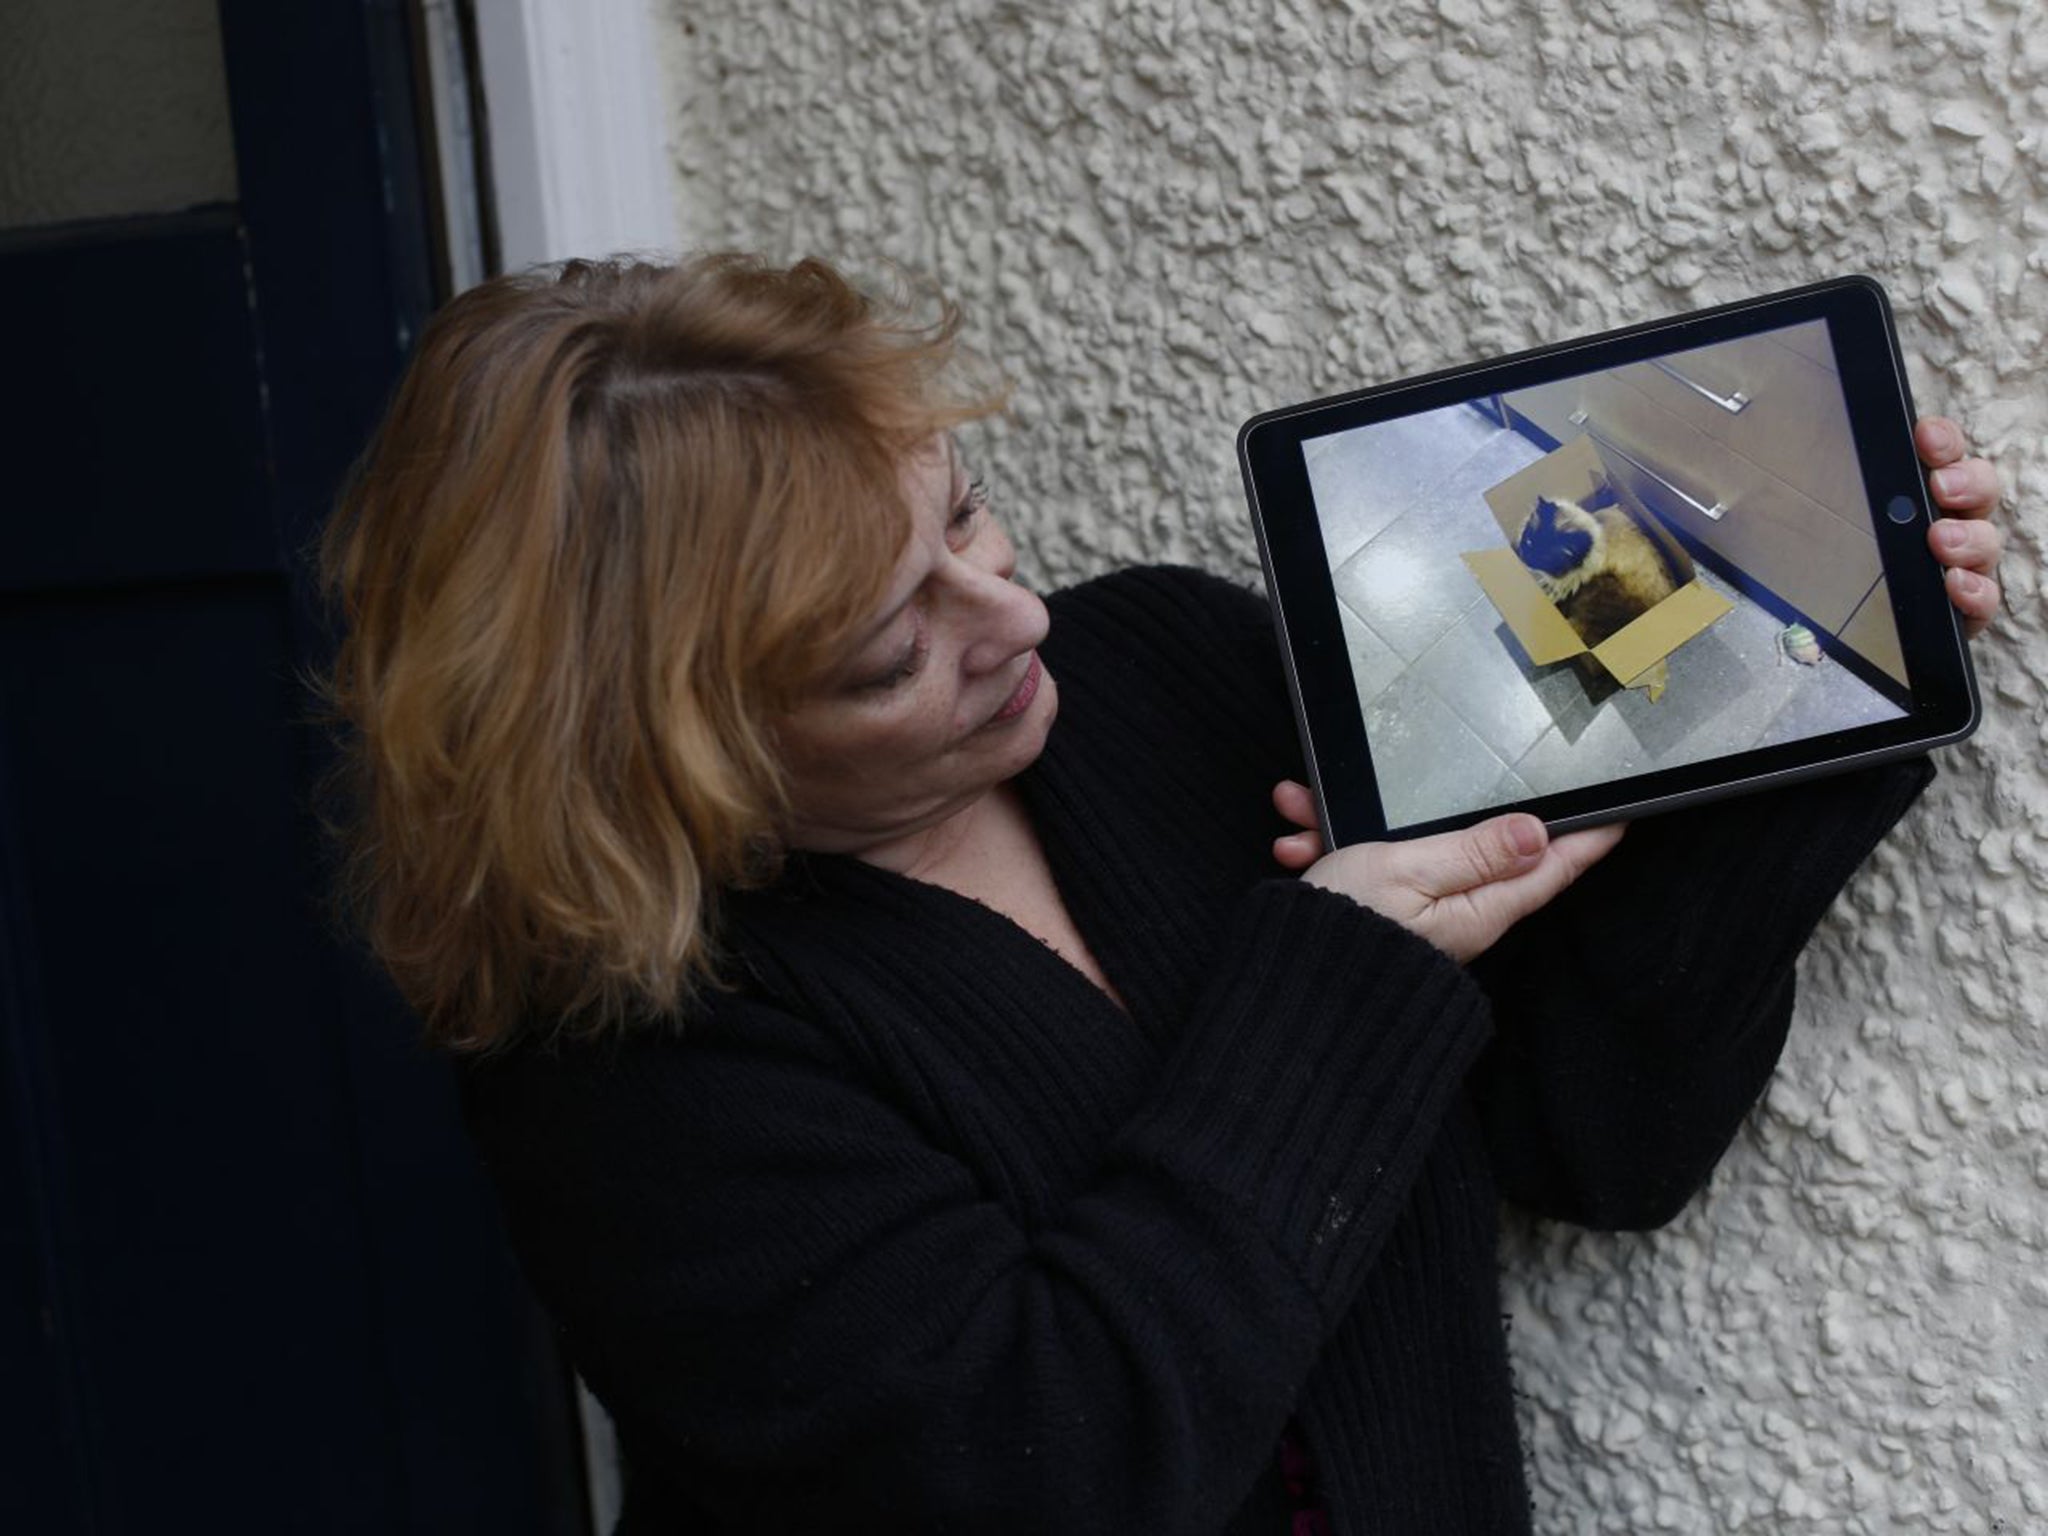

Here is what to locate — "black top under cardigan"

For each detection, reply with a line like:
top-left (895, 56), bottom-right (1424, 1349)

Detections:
top-left (462, 565), bottom-right (1934, 1535)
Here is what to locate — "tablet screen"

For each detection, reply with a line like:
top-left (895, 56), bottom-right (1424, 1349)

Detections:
top-left (1298, 318), bottom-right (1912, 831)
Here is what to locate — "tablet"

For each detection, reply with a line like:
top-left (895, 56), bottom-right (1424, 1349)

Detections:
top-left (1238, 275), bottom-right (1979, 847)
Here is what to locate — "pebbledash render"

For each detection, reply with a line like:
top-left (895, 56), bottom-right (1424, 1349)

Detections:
top-left (652, 0), bottom-right (2048, 1528)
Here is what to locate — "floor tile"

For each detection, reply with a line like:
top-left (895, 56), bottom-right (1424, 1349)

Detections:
top-left (1365, 671), bottom-right (1513, 830)
top-left (1477, 767), bottom-right (1534, 815)
top-left (1411, 605), bottom-right (1561, 767)
top-left (1474, 619), bottom-right (1613, 745)
top-left (1332, 509), bottom-right (1488, 663)
top-left (1363, 403), bottom-right (1503, 470)
top-left (1306, 427), bottom-right (1436, 568)
top-left (1510, 704), bottom-right (1655, 798)
top-left (1541, 671), bottom-right (1611, 742)
top-left (1755, 660), bottom-right (1909, 747)
top-left (1407, 428), bottom-right (1550, 552)
top-left (1304, 405), bottom-right (1505, 566)
top-left (1611, 625), bottom-right (1797, 764)
top-left (1337, 599), bottom-right (1407, 707)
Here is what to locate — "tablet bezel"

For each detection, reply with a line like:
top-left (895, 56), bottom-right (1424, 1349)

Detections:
top-left (1238, 275), bottom-right (1980, 848)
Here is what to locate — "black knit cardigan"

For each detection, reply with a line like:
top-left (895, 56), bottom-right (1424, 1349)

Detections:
top-left (462, 565), bottom-right (1934, 1535)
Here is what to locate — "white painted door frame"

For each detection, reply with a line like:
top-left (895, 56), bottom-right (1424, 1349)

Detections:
top-left (470, 0), bottom-right (680, 273)
top-left (459, 21), bottom-right (675, 1526)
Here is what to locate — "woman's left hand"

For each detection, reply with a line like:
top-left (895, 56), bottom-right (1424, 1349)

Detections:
top-left (1918, 416), bottom-right (2006, 640)
top-left (1271, 779), bottom-right (1325, 870)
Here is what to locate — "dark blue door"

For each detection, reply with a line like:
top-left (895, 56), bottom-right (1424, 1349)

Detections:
top-left (0, 4), bottom-right (586, 1532)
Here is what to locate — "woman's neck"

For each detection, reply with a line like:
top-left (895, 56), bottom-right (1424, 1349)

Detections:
top-left (853, 784), bottom-right (1013, 887)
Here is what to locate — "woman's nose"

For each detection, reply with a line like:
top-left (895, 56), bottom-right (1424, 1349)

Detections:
top-left (957, 554), bottom-right (1048, 675)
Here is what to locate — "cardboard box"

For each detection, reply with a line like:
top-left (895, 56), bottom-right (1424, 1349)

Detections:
top-left (1460, 436), bottom-right (1733, 697)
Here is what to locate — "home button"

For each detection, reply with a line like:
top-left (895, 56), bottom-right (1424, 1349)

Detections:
top-left (1886, 494), bottom-right (1919, 524)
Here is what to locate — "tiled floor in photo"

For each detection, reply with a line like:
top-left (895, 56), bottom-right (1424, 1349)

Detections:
top-left (1305, 405), bottom-right (1910, 829)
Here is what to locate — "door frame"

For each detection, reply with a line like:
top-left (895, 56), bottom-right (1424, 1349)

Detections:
top-left (470, 0), bottom-right (681, 271)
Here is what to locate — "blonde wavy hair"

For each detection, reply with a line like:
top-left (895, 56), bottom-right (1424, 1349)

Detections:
top-left (321, 253), bottom-right (1002, 1049)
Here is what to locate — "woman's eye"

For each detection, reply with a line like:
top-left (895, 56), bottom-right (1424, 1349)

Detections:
top-left (950, 477), bottom-right (989, 532)
top-left (870, 652), bottom-right (919, 690)
top-left (854, 611), bottom-right (929, 692)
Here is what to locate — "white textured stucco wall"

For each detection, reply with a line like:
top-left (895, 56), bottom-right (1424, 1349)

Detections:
top-left (656, 1), bottom-right (2046, 1529)
top-left (0, 0), bottom-right (237, 231)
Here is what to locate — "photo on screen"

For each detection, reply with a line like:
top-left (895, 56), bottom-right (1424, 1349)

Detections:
top-left (1301, 320), bottom-right (1911, 830)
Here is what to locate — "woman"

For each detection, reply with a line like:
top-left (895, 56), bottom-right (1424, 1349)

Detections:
top-left (322, 254), bottom-right (2006, 1533)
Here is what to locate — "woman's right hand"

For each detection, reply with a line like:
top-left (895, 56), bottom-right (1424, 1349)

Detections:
top-left (1271, 780), bottom-right (1626, 963)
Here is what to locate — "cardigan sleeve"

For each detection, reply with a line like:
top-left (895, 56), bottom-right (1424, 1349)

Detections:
top-left (461, 881), bottom-right (1491, 1535)
top-left (1141, 561), bottom-right (1940, 1232)
top-left (1465, 755), bottom-right (1935, 1230)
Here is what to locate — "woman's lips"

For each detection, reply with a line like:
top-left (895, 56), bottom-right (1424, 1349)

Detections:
top-left (989, 653), bottom-right (1042, 724)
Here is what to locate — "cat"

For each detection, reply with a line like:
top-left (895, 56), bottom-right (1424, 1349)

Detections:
top-left (1513, 492), bottom-right (1683, 702)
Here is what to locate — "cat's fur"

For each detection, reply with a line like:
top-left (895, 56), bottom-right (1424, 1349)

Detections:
top-left (1513, 493), bottom-right (1683, 700)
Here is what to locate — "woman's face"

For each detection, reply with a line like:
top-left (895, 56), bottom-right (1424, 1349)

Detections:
top-left (776, 436), bottom-right (1056, 860)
